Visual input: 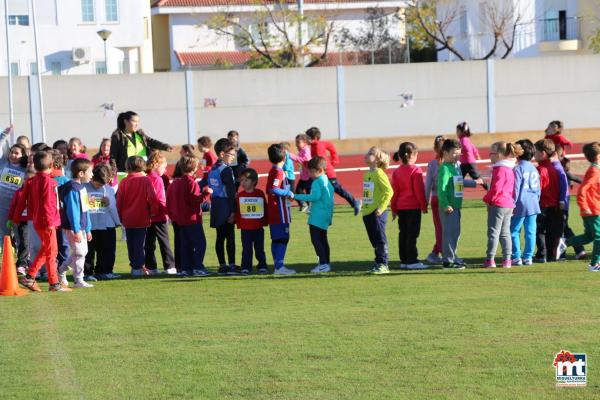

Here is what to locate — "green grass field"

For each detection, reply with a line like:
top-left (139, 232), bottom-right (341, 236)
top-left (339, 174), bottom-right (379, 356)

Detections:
top-left (1, 200), bottom-right (599, 399)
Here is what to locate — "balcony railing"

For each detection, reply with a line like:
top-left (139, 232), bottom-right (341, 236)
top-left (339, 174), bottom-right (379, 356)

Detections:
top-left (541, 17), bottom-right (580, 42)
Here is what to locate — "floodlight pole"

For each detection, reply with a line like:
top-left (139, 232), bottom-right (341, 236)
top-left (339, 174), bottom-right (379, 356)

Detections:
top-left (4, 0), bottom-right (14, 139)
top-left (30, 0), bottom-right (46, 142)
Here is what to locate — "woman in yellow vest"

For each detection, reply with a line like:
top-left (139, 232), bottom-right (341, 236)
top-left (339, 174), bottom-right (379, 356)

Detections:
top-left (110, 111), bottom-right (172, 172)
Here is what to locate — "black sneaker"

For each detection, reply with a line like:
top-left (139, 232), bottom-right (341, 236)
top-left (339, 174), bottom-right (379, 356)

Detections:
top-left (240, 268), bottom-right (250, 275)
top-left (533, 257), bottom-right (546, 264)
top-left (257, 266), bottom-right (269, 275)
top-left (443, 262), bottom-right (466, 270)
top-left (482, 182), bottom-right (490, 191)
top-left (217, 265), bottom-right (229, 275)
top-left (227, 265), bottom-right (241, 275)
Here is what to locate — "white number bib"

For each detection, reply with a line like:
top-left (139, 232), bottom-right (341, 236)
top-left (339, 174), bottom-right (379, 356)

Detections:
top-left (80, 188), bottom-right (90, 212)
top-left (0, 166), bottom-right (24, 190)
top-left (239, 197), bottom-right (264, 219)
top-left (453, 175), bottom-right (464, 198)
top-left (363, 181), bottom-right (375, 205)
top-left (88, 195), bottom-right (108, 214)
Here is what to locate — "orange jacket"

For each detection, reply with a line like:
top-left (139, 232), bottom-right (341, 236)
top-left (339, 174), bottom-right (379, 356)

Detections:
top-left (577, 164), bottom-right (600, 216)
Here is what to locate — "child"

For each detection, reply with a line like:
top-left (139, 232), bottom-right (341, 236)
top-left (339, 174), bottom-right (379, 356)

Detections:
top-left (545, 120), bottom-right (572, 155)
top-left (116, 156), bottom-right (159, 276)
top-left (16, 151), bottom-right (71, 292)
top-left (172, 144), bottom-right (196, 178)
top-left (306, 127), bottom-right (361, 215)
top-left (482, 142), bottom-right (517, 269)
top-left (566, 142), bottom-right (600, 271)
top-left (560, 153), bottom-right (586, 260)
top-left (16, 135), bottom-right (31, 152)
top-left (167, 156), bottom-right (212, 277)
top-left (236, 168), bottom-right (268, 275)
top-left (438, 139), bottom-right (483, 269)
top-left (57, 158), bottom-right (94, 288)
top-left (144, 152), bottom-right (176, 275)
top-left (227, 130), bottom-right (249, 186)
top-left (65, 137), bottom-right (89, 179)
top-left (361, 147), bottom-right (393, 274)
top-left (51, 150), bottom-right (71, 275)
top-left (534, 139), bottom-right (563, 263)
top-left (84, 164), bottom-right (120, 280)
top-left (289, 134), bottom-right (312, 212)
top-left (92, 138), bottom-right (118, 186)
top-left (52, 140), bottom-right (68, 159)
top-left (0, 125), bottom-right (28, 239)
top-left (510, 139), bottom-right (541, 266)
top-left (208, 138), bottom-right (238, 275)
top-left (7, 167), bottom-right (35, 275)
top-left (391, 142), bottom-right (428, 270)
top-left (292, 156), bottom-right (335, 273)
top-left (456, 121), bottom-right (489, 190)
top-left (197, 136), bottom-right (218, 181)
top-left (425, 135), bottom-right (446, 264)
top-left (281, 142), bottom-right (296, 204)
top-left (266, 144), bottom-right (296, 275)
top-left (551, 149), bottom-right (571, 260)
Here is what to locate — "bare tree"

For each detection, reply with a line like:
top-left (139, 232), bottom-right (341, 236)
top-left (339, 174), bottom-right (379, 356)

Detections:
top-left (205, 1), bottom-right (334, 68)
top-left (410, 0), bottom-right (524, 60)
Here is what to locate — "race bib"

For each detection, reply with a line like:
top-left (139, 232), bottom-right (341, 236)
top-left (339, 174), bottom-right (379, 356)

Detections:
top-left (88, 195), bottom-right (108, 214)
top-left (453, 175), bottom-right (464, 198)
top-left (239, 197), bottom-right (264, 219)
top-left (80, 188), bottom-right (90, 212)
top-left (363, 181), bottom-right (375, 205)
top-left (0, 166), bottom-right (24, 190)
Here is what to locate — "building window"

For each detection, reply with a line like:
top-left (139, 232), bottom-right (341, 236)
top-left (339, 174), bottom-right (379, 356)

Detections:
top-left (29, 62), bottom-right (38, 76)
top-left (50, 62), bottom-right (61, 75)
top-left (81, 0), bottom-right (95, 22)
top-left (105, 0), bottom-right (118, 22)
top-left (8, 15), bottom-right (29, 25)
top-left (10, 63), bottom-right (19, 76)
top-left (95, 61), bottom-right (107, 74)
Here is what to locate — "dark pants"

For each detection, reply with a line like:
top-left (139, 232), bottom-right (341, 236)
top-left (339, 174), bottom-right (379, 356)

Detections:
top-left (460, 163), bottom-right (481, 179)
top-left (125, 227), bottom-right (147, 269)
top-left (85, 228), bottom-right (117, 275)
top-left (295, 179), bottom-right (312, 208)
top-left (56, 228), bottom-right (70, 268)
top-left (309, 225), bottom-right (330, 265)
top-left (563, 210), bottom-right (585, 255)
top-left (363, 211), bottom-right (389, 265)
top-left (536, 207), bottom-right (564, 260)
top-left (179, 223), bottom-right (206, 273)
top-left (145, 221), bottom-right (175, 270)
top-left (241, 228), bottom-right (267, 270)
top-left (15, 222), bottom-right (29, 267)
top-left (398, 209), bottom-right (421, 264)
top-left (172, 222), bottom-right (181, 271)
top-left (215, 222), bottom-right (235, 266)
top-left (330, 178), bottom-right (356, 208)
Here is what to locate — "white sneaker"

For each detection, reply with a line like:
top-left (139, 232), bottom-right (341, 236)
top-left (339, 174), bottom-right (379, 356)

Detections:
top-left (17, 266), bottom-right (27, 276)
top-left (147, 269), bottom-right (162, 276)
top-left (311, 264), bottom-right (331, 273)
top-left (274, 266), bottom-right (296, 275)
top-left (59, 272), bottom-right (68, 287)
top-left (426, 253), bottom-right (443, 264)
top-left (405, 262), bottom-right (428, 270)
top-left (74, 281), bottom-right (94, 288)
top-left (399, 264), bottom-right (407, 269)
top-left (588, 264), bottom-right (600, 272)
top-left (166, 267), bottom-right (178, 275)
top-left (556, 238), bottom-right (567, 261)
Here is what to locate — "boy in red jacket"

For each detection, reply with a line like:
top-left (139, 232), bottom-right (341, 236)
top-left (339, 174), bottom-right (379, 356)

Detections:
top-left (16, 151), bottom-right (71, 292)
top-left (166, 156), bottom-right (211, 277)
top-left (116, 156), bottom-right (159, 277)
top-left (305, 127), bottom-right (361, 216)
top-left (236, 168), bottom-right (268, 275)
top-left (534, 139), bottom-right (563, 262)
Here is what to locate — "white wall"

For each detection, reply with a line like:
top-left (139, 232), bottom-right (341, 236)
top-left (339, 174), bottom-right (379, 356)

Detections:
top-left (0, 0), bottom-right (151, 76)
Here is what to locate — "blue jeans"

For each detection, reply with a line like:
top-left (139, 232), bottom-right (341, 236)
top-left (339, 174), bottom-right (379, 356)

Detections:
top-left (510, 215), bottom-right (537, 260)
top-left (179, 223), bottom-right (207, 273)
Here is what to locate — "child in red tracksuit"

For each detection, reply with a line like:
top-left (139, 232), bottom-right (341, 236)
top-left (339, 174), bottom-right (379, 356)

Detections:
top-left (16, 151), bottom-right (72, 292)
top-left (166, 155), bottom-right (211, 277)
top-left (305, 127), bottom-right (361, 215)
top-left (534, 139), bottom-right (562, 262)
top-left (116, 156), bottom-right (159, 276)
top-left (391, 142), bottom-right (428, 270)
top-left (236, 168), bottom-right (268, 275)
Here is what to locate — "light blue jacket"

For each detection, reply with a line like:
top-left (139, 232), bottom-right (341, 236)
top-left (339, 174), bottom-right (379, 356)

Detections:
top-left (294, 175), bottom-right (334, 230)
top-left (513, 160), bottom-right (541, 217)
top-left (282, 152), bottom-right (295, 181)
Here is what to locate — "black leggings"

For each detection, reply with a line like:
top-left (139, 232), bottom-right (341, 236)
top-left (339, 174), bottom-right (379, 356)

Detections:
top-left (216, 223), bottom-right (235, 266)
top-left (309, 225), bottom-right (330, 265)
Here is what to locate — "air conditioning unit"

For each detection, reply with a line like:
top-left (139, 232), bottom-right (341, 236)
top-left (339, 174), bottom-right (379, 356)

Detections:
top-left (72, 47), bottom-right (91, 64)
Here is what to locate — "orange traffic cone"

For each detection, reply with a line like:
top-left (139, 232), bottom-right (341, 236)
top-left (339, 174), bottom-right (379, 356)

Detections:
top-left (0, 236), bottom-right (28, 296)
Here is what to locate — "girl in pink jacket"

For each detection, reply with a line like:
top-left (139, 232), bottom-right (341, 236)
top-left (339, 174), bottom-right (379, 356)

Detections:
top-left (483, 141), bottom-right (518, 268)
top-left (457, 121), bottom-right (489, 190)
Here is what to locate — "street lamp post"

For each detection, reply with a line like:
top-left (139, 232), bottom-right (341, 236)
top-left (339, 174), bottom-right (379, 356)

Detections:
top-left (3, 0), bottom-right (14, 133)
top-left (447, 35), bottom-right (455, 62)
top-left (97, 29), bottom-right (112, 74)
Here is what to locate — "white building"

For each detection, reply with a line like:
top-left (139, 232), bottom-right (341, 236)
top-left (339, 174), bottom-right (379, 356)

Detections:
top-left (437, 0), bottom-right (600, 61)
top-left (0, 0), bottom-right (154, 76)
top-left (150, 0), bottom-right (408, 71)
